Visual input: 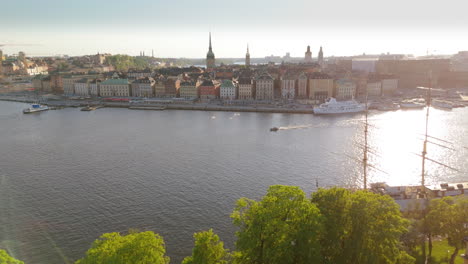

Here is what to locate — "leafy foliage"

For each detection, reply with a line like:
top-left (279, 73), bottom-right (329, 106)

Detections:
top-left (105, 55), bottom-right (151, 71)
top-left (312, 188), bottom-right (410, 264)
top-left (426, 196), bottom-right (468, 264)
top-left (75, 231), bottom-right (169, 264)
top-left (182, 229), bottom-right (229, 264)
top-left (231, 185), bottom-right (323, 264)
top-left (0, 249), bottom-right (24, 264)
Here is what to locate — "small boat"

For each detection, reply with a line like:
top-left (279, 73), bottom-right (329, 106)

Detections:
top-left (431, 99), bottom-right (453, 110)
top-left (23, 104), bottom-right (49, 114)
top-left (270, 127), bottom-right (279, 132)
top-left (459, 94), bottom-right (468, 101)
top-left (400, 99), bottom-right (425, 109)
top-left (81, 106), bottom-right (97, 111)
top-left (377, 103), bottom-right (400, 111)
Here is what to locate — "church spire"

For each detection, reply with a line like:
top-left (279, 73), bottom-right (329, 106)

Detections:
top-left (209, 32), bottom-right (212, 51)
top-left (245, 44), bottom-right (251, 67)
top-left (206, 32), bottom-right (215, 68)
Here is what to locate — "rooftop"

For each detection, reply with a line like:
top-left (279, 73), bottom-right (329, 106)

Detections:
top-left (101, 79), bottom-right (129, 85)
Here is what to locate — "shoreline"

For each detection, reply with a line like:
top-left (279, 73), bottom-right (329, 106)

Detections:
top-left (0, 97), bottom-right (316, 114)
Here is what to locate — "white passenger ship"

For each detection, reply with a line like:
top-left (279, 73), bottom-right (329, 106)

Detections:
top-left (313, 98), bottom-right (366, 115)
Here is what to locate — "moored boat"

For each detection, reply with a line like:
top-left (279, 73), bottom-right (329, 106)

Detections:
top-left (400, 99), bottom-right (425, 109)
top-left (23, 104), bottom-right (49, 114)
top-left (431, 99), bottom-right (453, 110)
top-left (377, 103), bottom-right (400, 111)
top-left (81, 106), bottom-right (97, 111)
top-left (313, 98), bottom-right (366, 115)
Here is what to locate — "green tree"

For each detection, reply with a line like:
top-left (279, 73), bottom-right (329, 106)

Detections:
top-left (310, 187), bottom-right (351, 264)
top-left (0, 249), bottom-right (24, 264)
top-left (312, 188), bottom-right (409, 264)
top-left (231, 185), bottom-right (323, 264)
top-left (105, 55), bottom-right (151, 71)
top-left (75, 231), bottom-right (170, 264)
top-left (182, 229), bottom-right (229, 264)
top-left (426, 196), bottom-right (468, 264)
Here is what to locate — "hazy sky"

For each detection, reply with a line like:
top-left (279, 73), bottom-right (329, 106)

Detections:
top-left (1, 0), bottom-right (467, 57)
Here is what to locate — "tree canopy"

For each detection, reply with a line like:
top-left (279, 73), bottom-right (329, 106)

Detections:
top-left (426, 196), bottom-right (468, 264)
top-left (231, 185), bottom-right (323, 264)
top-left (75, 231), bottom-right (169, 264)
top-left (312, 188), bottom-right (411, 264)
top-left (0, 249), bottom-right (24, 264)
top-left (182, 229), bottom-right (229, 264)
top-left (105, 55), bottom-right (151, 71)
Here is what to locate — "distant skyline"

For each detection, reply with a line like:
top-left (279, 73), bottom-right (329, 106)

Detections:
top-left (1, 0), bottom-right (467, 57)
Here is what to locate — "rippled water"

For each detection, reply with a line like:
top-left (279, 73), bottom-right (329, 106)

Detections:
top-left (0, 100), bottom-right (466, 263)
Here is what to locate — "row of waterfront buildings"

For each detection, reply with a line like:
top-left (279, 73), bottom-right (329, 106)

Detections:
top-left (32, 68), bottom-right (398, 102)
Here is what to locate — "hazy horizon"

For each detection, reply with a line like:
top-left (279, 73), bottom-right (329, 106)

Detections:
top-left (1, 0), bottom-right (467, 58)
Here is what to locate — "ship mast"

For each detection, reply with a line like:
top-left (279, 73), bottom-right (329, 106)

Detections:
top-left (363, 91), bottom-right (369, 190)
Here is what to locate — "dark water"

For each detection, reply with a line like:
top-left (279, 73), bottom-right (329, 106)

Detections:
top-left (0, 101), bottom-right (466, 263)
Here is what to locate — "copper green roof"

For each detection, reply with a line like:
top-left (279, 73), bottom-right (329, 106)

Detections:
top-left (101, 79), bottom-right (129, 85)
top-left (220, 80), bottom-right (235, 88)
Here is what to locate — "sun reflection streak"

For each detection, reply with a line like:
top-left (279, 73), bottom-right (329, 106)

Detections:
top-left (360, 108), bottom-right (466, 186)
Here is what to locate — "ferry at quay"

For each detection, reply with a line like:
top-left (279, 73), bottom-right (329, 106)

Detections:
top-left (313, 98), bottom-right (367, 115)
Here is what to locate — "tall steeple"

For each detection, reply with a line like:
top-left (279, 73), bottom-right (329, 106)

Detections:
top-left (206, 32), bottom-right (215, 69)
top-left (209, 32), bottom-right (212, 51)
top-left (245, 44), bottom-right (250, 67)
top-left (318, 46), bottom-right (324, 66)
top-left (305, 45), bottom-right (312, 63)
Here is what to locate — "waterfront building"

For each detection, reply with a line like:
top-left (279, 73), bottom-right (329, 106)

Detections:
top-left (50, 74), bottom-right (63, 94)
top-left (199, 79), bottom-right (218, 100)
top-left (335, 79), bottom-right (357, 100)
top-left (74, 78), bottom-right (90, 96)
top-left (238, 75), bottom-right (254, 100)
top-left (32, 74), bottom-right (45, 91)
top-left (381, 78), bottom-right (398, 96)
top-left (164, 77), bottom-right (179, 97)
top-left (206, 33), bottom-right (216, 69)
top-left (89, 79), bottom-right (101, 96)
top-left (297, 72), bottom-right (308, 98)
top-left (305, 46), bottom-right (312, 63)
top-left (280, 72), bottom-right (297, 99)
top-left (131, 77), bottom-right (155, 97)
top-left (309, 73), bottom-right (334, 102)
top-left (100, 79), bottom-right (130, 97)
top-left (376, 59), bottom-right (450, 89)
top-left (179, 81), bottom-right (198, 99)
top-left (255, 72), bottom-right (274, 100)
top-left (220, 79), bottom-right (237, 100)
top-left (41, 76), bottom-right (52, 92)
top-left (366, 81), bottom-right (382, 97)
top-left (154, 76), bottom-right (166, 97)
top-left (63, 76), bottom-right (80, 95)
top-left (245, 45), bottom-right (250, 67)
top-left (318, 46), bottom-right (324, 66)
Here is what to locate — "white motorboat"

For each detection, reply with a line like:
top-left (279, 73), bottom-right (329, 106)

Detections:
top-left (400, 99), bottom-right (425, 109)
top-left (431, 99), bottom-right (453, 110)
top-left (23, 104), bottom-right (49, 114)
top-left (313, 98), bottom-right (366, 115)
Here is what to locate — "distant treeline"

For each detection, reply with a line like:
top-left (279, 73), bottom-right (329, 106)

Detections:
top-left (2, 186), bottom-right (467, 264)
